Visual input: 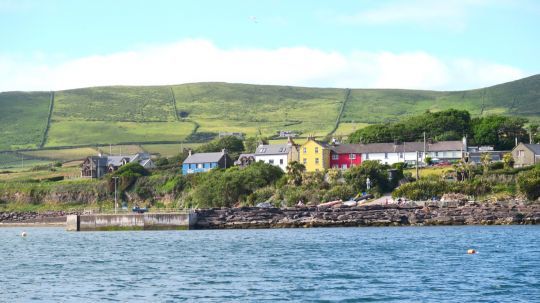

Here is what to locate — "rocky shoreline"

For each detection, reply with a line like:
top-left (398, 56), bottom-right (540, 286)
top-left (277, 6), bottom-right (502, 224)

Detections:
top-left (2, 203), bottom-right (540, 228)
top-left (194, 203), bottom-right (540, 229)
top-left (0, 211), bottom-right (79, 225)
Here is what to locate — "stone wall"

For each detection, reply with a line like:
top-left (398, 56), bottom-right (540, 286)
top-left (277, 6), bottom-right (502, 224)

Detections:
top-left (194, 203), bottom-right (540, 229)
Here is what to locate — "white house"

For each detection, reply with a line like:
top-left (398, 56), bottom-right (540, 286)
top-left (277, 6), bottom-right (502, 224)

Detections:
top-left (254, 137), bottom-right (299, 171)
top-left (360, 141), bottom-right (465, 165)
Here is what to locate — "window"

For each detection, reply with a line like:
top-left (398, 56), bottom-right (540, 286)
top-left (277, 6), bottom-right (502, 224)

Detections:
top-left (303, 147), bottom-right (307, 153)
top-left (259, 148), bottom-right (267, 153)
top-left (384, 153), bottom-right (388, 159)
top-left (365, 153), bottom-right (369, 159)
top-left (518, 150), bottom-right (524, 157)
top-left (269, 159), bottom-right (274, 164)
top-left (349, 153), bottom-right (356, 160)
top-left (303, 158), bottom-right (307, 164)
top-left (315, 147), bottom-right (319, 153)
top-left (435, 152), bottom-right (439, 157)
top-left (280, 159), bottom-right (284, 165)
top-left (332, 154), bottom-right (339, 160)
top-left (399, 153), bottom-right (403, 159)
top-left (197, 163), bottom-right (203, 169)
top-left (342, 164), bottom-right (347, 169)
top-left (315, 158), bottom-right (319, 164)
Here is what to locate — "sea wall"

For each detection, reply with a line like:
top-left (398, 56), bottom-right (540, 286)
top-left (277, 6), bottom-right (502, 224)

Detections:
top-left (66, 213), bottom-right (197, 231)
top-left (194, 203), bottom-right (540, 229)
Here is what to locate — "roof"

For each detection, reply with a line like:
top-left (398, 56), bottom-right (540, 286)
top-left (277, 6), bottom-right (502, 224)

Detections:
top-left (330, 141), bottom-right (464, 154)
top-left (255, 144), bottom-right (292, 156)
top-left (523, 144), bottom-right (540, 155)
top-left (237, 153), bottom-right (255, 159)
top-left (88, 156), bottom-right (108, 166)
top-left (107, 156), bottom-right (130, 166)
top-left (330, 144), bottom-right (364, 154)
top-left (183, 152), bottom-right (225, 164)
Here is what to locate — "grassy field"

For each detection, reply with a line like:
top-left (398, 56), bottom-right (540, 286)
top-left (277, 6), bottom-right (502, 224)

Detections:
top-left (20, 147), bottom-right (99, 161)
top-left (53, 86), bottom-right (177, 122)
top-left (45, 121), bottom-right (195, 146)
top-left (0, 165), bottom-right (80, 182)
top-left (1, 75), bottom-right (540, 150)
top-left (405, 166), bottom-right (454, 178)
top-left (141, 143), bottom-right (202, 157)
top-left (0, 91), bottom-right (51, 150)
top-left (172, 83), bottom-right (344, 137)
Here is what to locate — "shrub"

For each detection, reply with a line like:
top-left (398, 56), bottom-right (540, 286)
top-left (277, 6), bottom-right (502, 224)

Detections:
top-left (344, 160), bottom-right (391, 195)
top-left (392, 180), bottom-right (449, 200)
top-left (517, 167), bottom-right (540, 200)
top-left (246, 186), bottom-right (275, 205)
top-left (322, 184), bottom-right (355, 202)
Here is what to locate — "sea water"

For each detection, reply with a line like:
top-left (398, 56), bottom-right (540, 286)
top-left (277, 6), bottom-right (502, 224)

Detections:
top-left (0, 226), bottom-right (539, 302)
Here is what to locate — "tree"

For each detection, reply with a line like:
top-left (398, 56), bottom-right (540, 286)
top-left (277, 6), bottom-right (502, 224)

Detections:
top-left (503, 153), bottom-right (514, 169)
top-left (196, 136), bottom-right (245, 159)
top-left (243, 137), bottom-right (259, 153)
top-left (343, 160), bottom-right (391, 195)
top-left (471, 115), bottom-right (528, 150)
top-left (286, 161), bottom-right (306, 186)
top-left (347, 109), bottom-right (471, 144)
top-left (480, 153), bottom-right (491, 174)
top-left (517, 166), bottom-right (540, 201)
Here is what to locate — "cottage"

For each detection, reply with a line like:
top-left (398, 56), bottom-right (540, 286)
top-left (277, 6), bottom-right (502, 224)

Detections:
top-left (254, 137), bottom-right (299, 171)
top-left (329, 144), bottom-right (362, 169)
top-left (81, 153), bottom-right (155, 178)
top-left (512, 143), bottom-right (540, 167)
top-left (182, 149), bottom-right (232, 174)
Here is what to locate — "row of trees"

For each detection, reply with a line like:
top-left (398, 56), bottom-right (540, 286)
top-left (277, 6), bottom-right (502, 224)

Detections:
top-left (347, 109), bottom-right (534, 150)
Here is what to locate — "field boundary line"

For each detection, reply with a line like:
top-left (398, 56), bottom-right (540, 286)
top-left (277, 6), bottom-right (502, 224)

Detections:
top-left (39, 91), bottom-right (55, 148)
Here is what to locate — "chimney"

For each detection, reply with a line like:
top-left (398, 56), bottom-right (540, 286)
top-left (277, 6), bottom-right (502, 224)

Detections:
top-left (188, 149), bottom-right (192, 156)
top-left (462, 136), bottom-right (468, 151)
top-left (222, 149), bottom-right (227, 154)
top-left (287, 136), bottom-right (295, 146)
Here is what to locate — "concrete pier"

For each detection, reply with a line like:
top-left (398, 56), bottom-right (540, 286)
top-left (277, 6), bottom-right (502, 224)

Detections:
top-left (66, 212), bottom-right (197, 231)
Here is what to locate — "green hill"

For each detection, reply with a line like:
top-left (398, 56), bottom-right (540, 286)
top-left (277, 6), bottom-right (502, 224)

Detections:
top-left (1, 75), bottom-right (539, 150)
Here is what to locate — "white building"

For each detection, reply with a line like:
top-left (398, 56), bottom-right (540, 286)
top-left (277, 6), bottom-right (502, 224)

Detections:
top-left (360, 141), bottom-right (465, 165)
top-left (254, 138), bottom-right (299, 171)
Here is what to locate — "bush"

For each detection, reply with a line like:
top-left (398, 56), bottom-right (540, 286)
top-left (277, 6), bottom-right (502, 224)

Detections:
top-left (344, 160), bottom-right (391, 195)
top-left (246, 186), bottom-right (275, 205)
top-left (517, 167), bottom-right (540, 200)
top-left (322, 184), bottom-right (355, 202)
top-left (489, 161), bottom-right (504, 170)
top-left (392, 180), bottom-right (449, 200)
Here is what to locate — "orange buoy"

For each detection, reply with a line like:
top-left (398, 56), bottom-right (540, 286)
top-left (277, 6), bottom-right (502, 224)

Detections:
top-left (467, 249), bottom-right (476, 254)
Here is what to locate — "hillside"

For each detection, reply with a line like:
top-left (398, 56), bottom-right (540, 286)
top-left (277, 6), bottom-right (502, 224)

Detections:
top-left (1, 75), bottom-right (539, 150)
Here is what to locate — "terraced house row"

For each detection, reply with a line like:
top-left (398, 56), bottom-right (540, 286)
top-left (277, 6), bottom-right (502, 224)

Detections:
top-left (182, 137), bottom-right (466, 174)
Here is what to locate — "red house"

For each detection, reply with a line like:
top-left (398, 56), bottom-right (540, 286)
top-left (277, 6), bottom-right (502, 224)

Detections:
top-left (329, 144), bottom-right (362, 169)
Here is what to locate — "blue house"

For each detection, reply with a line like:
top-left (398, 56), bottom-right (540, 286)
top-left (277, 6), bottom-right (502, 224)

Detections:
top-left (182, 149), bottom-right (233, 174)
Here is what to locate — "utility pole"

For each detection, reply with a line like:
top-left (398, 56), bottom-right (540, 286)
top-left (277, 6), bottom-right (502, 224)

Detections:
top-left (113, 176), bottom-right (119, 214)
top-left (423, 132), bottom-right (426, 162)
top-left (416, 151), bottom-right (420, 180)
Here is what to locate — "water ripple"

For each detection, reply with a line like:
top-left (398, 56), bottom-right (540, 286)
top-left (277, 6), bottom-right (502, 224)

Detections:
top-left (0, 226), bottom-right (539, 302)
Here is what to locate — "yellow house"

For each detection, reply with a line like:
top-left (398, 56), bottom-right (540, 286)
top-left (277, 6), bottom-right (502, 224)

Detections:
top-left (300, 137), bottom-right (330, 172)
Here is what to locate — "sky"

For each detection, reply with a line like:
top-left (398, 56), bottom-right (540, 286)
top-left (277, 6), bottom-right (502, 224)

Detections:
top-left (0, 0), bottom-right (539, 92)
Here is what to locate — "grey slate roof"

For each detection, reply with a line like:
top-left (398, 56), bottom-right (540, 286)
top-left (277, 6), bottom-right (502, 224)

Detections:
top-left (330, 141), bottom-right (464, 154)
top-left (183, 152), bottom-right (225, 164)
top-left (524, 144), bottom-right (540, 155)
top-left (255, 144), bottom-right (291, 155)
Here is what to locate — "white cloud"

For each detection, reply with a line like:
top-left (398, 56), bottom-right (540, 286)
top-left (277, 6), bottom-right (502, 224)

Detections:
top-left (0, 39), bottom-right (526, 92)
top-left (335, 0), bottom-right (490, 30)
